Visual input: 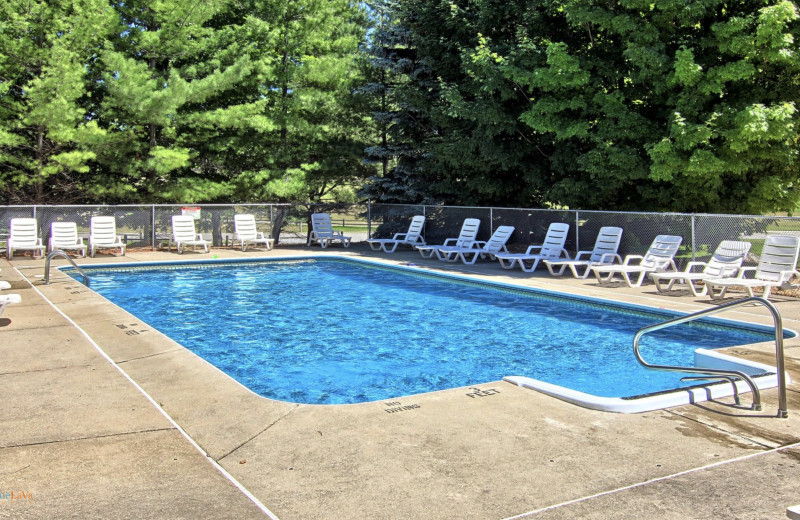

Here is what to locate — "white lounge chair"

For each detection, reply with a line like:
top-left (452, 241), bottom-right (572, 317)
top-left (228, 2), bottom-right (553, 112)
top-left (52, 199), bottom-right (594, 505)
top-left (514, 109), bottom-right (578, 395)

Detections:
top-left (7, 218), bottom-right (46, 260)
top-left (0, 293), bottom-right (21, 316)
top-left (544, 226), bottom-right (624, 278)
top-left (650, 240), bottom-right (752, 296)
top-left (49, 222), bottom-right (87, 257)
top-left (89, 216), bottom-right (126, 257)
top-left (415, 218), bottom-right (481, 258)
top-left (367, 215), bottom-right (426, 253)
top-left (435, 225), bottom-right (515, 264)
top-left (307, 213), bottom-right (351, 248)
top-left (590, 235), bottom-right (683, 287)
top-left (171, 215), bottom-right (210, 254)
top-left (233, 214), bottom-right (274, 251)
top-left (705, 235), bottom-right (800, 300)
top-left (494, 222), bottom-right (570, 272)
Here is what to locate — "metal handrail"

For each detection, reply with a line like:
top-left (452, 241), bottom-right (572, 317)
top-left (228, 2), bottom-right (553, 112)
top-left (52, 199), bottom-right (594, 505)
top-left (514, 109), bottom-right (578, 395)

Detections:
top-left (44, 250), bottom-right (90, 287)
top-left (633, 297), bottom-right (788, 417)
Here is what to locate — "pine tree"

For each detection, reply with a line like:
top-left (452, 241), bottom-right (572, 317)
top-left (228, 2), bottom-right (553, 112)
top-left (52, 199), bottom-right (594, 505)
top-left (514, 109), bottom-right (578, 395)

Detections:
top-left (90, 0), bottom-right (256, 202)
top-left (358, 0), bottom-right (438, 204)
top-left (224, 0), bottom-right (373, 204)
top-left (0, 0), bottom-right (115, 204)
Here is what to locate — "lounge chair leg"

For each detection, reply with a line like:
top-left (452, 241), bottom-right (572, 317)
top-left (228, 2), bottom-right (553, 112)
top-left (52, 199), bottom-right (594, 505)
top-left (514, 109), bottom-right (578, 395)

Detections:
top-left (688, 280), bottom-right (707, 297)
top-left (546, 263), bottom-right (567, 277)
top-left (498, 258), bottom-right (516, 269)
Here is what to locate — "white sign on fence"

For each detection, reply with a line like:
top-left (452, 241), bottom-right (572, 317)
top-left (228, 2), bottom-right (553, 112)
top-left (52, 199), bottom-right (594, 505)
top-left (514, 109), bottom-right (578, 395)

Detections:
top-left (181, 206), bottom-right (201, 219)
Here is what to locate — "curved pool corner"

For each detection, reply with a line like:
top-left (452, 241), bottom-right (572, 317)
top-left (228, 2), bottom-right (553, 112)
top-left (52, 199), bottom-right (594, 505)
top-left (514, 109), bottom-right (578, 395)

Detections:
top-left (505, 348), bottom-right (788, 413)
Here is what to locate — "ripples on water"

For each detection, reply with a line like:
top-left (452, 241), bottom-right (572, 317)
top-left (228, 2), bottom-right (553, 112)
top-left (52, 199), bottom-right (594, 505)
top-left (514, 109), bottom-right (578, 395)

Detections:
top-left (84, 259), bottom-right (771, 404)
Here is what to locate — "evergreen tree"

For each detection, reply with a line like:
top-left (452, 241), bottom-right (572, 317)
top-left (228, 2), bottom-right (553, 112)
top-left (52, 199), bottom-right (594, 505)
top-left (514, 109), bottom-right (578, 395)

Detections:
top-left (358, 0), bottom-right (433, 204)
top-left (0, 0), bottom-right (115, 204)
top-left (226, 0), bottom-right (372, 204)
top-left (91, 0), bottom-right (255, 202)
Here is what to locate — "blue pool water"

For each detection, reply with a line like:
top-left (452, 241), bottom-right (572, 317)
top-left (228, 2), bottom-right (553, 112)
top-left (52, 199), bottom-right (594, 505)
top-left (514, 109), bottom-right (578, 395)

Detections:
top-left (75, 258), bottom-right (775, 404)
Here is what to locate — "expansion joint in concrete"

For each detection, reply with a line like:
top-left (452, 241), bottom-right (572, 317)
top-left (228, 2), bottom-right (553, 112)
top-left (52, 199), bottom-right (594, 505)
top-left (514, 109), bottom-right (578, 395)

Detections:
top-left (216, 404), bottom-right (301, 463)
top-left (0, 426), bottom-right (176, 451)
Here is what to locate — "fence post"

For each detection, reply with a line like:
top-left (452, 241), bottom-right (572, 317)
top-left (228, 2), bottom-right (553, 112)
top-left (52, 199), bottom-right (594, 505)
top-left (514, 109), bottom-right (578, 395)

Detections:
top-left (367, 200), bottom-right (372, 239)
top-left (575, 211), bottom-right (580, 253)
top-left (151, 205), bottom-right (156, 251)
top-left (691, 214), bottom-right (696, 262)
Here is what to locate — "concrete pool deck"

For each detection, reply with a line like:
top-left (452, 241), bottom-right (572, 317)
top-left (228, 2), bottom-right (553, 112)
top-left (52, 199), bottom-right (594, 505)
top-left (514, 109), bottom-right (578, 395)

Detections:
top-left (1, 245), bottom-right (800, 519)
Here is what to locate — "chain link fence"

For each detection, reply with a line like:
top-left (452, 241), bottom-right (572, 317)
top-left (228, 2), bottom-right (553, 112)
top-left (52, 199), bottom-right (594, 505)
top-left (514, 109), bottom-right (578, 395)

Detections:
top-left (2, 202), bottom-right (799, 275)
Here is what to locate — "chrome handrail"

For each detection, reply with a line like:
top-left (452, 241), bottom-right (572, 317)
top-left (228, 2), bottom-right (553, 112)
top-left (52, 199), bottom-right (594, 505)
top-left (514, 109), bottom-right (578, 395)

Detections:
top-left (633, 297), bottom-right (788, 417)
top-left (44, 250), bottom-right (90, 287)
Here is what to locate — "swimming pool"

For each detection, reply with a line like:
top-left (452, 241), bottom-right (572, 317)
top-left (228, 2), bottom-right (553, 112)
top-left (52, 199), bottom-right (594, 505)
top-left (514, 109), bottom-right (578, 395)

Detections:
top-left (68, 257), bottom-right (785, 409)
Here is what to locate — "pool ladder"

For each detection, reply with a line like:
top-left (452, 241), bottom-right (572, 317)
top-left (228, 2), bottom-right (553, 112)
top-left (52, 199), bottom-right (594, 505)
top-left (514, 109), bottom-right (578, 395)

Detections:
top-left (633, 297), bottom-right (788, 418)
top-left (44, 250), bottom-right (90, 287)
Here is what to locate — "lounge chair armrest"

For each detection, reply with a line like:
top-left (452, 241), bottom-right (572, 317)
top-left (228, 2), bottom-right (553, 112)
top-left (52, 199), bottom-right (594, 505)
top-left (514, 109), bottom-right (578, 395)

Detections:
top-left (196, 234), bottom-right (204, 241)
top-left (558, 248), bottom-right (571, 260)
top-left (622, 255), bottom-right (644, 266)
top-left (574, 251), bottom-right (591, 260)
top-left (78, 237), bottom-right (86, 245)
top-left (472, 241), bottom-right (487, 249)
top-left (524, 245), bottom-right (543, 255)
top-left (735, 266), bottom-right (756, 279)
top-left (442, 238), bottom-right (458, 246)
top-left (391, 232), bottom-right (409, 240)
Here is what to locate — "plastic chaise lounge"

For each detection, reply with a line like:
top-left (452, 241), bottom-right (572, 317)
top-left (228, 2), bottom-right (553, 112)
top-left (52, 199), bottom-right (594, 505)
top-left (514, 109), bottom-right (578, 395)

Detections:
top-left (650, 240), bottom-right (752, 296)
top-left (49, 221), bottom-right (87, 257)
top-left (590, 235), bottom-right (683, 288)
top-left (435, 225), bottom-right (515, 265)
top-left (234, 214), bottom-right (274, 251)
top-left (494, 222), bottom-right (570, 272)
top-left (704, 235), bottom-right (800, 300)
top-left (415, 218), bottom-right (481, 259)
top-left (7, 218), bottom-right (46, 260)
top-left (544, 226), bottom-right (623, 278)
top-left (89, 216), bottom-right (126, 257)
top-left (307, 213), bottom-right (351, 248)
top-left (367, 215), bottom-right (426, 253)
top-left (0, 293), bottom-right (21, 316)
top-left (171, 215), bottom-right (210, 254)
